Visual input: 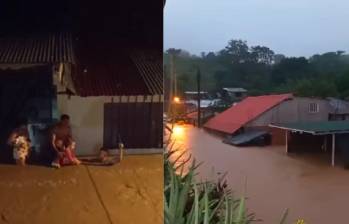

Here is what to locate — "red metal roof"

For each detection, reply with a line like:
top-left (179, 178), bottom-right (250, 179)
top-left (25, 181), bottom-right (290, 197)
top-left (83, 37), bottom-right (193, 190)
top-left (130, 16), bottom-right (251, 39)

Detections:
top-left (204, 94), bottom-right (293, 134)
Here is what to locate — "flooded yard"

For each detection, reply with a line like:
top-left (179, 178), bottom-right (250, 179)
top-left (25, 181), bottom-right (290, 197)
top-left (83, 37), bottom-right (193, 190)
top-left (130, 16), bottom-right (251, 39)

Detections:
top-left (170, 124), bottom-right (349, 224)
top-left (0, 155), bottom-right (163, 224)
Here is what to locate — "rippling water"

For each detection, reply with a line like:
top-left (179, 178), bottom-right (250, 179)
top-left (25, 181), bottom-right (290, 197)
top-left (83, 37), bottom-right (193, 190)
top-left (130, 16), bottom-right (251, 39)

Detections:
top-left (168, 124), bottom-right (349, 224)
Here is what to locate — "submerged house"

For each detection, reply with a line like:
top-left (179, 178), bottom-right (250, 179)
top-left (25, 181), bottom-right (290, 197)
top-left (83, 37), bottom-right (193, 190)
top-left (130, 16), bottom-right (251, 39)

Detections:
top-left (204, 94), bottom-right (349, 145)
top-left (221, 87), bottom-right (247, 102)
top-left (184, 91), bottom-right (215, 108)
top-left (0, 33), bottom-right (163, 159)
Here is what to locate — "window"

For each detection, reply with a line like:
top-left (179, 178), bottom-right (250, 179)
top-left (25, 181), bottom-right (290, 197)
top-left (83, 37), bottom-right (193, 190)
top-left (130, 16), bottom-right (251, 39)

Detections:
top-left (309, 103), bottom-right (319, 113)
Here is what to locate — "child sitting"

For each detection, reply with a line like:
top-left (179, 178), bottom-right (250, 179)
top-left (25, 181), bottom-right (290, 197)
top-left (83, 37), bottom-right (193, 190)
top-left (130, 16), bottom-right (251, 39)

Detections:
top-left (99, 147), bottom-right (109, 162)
top-left (79, 147), bottom-right (118, 166)
top-left (13, 136), bottom-right (31, 166)
top-left (8, 121), bottom-right (31, 166)
top-left (53, 139), bottom-right (81, 168)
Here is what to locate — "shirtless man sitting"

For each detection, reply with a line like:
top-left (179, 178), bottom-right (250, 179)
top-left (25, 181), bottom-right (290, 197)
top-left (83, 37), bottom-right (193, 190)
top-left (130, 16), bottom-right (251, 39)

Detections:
top-left (51, 114), bottom-right (80, 168)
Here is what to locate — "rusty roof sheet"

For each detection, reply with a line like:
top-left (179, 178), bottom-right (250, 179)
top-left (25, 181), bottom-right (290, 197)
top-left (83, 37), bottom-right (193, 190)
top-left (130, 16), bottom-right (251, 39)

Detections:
top-left (0, 33), bottom-right (75, 64)
top-left (128, 49), bottom-right (163, 95)
top-left (71, 48), bottom-right (163, 97)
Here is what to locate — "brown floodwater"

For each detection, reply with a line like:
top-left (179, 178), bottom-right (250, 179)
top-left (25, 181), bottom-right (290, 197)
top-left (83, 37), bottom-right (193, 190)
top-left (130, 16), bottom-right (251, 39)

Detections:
top-left (169, 124), bottom-right (349, 224)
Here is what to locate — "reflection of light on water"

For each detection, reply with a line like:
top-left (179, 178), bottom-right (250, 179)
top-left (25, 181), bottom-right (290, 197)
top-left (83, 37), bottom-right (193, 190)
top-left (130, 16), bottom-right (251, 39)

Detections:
top-left (168, 124), bottom-right (192, 174)
top-left (173, 125), bottom-right (184, 138)
top-left (171, 124), bottom-right (189, 145)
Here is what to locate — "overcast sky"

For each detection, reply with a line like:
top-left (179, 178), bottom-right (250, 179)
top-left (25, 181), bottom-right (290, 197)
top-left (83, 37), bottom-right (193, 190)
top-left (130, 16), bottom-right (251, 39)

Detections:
top-left (164, 0), bottom-right (349, 57)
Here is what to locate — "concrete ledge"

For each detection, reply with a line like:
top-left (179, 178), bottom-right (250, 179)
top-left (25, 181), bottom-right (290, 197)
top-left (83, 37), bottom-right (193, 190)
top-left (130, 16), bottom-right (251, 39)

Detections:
top-left (109, 148), bottom-right (164, 155)
top-left (77, 148), bottom-right (163, 157)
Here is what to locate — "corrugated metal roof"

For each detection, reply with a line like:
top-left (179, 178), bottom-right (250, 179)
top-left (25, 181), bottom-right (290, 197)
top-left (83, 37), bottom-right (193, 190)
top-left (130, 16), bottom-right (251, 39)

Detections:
top-left (0, 33), bottom-right (75, 64)
top-left (270, 121), bottom-right (349, 135)
top-left (223, 130), bottom-right (269, 146)
top-left (72, 48), bottom-right (163, 97)
top-left (204, 94), bottom-right (292, 134)
top-left (223, 87), bottom-right (247, 92)
top-left (185, 91), bottom-right (208, 94)
top-left (128, 49), bottom-right (163, 95)
top-left (327, 97), bottom-right (349, 114)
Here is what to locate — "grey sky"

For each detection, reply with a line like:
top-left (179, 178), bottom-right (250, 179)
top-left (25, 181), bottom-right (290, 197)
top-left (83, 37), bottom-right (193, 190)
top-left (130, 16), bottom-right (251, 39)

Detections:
top-left (164, 0), bottom-right (349, 57)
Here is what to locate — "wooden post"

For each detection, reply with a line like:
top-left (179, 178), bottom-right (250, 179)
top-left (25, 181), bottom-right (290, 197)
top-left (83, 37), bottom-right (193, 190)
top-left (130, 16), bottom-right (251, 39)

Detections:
top-left (285, 130), bottom-right (288, 153)
top-left (119, 140), bottom-right (124, 162)
top-left (331, 134), bottom-right (335, 167)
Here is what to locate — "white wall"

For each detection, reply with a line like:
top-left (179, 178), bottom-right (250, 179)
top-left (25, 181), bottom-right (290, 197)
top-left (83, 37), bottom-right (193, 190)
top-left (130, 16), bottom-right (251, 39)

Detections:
top-left (57, 95), bottom-right (112, 155)
top-left (57, 94), bottom-right (163, 155)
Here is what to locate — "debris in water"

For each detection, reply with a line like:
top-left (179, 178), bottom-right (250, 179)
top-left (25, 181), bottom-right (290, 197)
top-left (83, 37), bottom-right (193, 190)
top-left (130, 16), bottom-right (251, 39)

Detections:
top-left (1, 212), bottom-right (9, 223)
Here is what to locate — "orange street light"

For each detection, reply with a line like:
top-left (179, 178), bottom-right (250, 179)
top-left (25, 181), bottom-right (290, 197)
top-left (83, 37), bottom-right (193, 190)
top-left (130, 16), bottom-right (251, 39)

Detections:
top-left (173, 97), bottom-right (180, 103)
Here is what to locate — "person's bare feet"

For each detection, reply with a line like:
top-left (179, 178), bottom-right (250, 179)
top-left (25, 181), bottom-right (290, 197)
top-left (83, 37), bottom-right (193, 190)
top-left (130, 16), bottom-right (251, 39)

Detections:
top-left (73, 159), bottom-right (81, 165)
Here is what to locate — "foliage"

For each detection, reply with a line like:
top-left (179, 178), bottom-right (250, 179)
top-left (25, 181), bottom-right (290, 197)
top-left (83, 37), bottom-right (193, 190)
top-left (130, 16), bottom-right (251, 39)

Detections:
top-left (164, 39), bottom-right (349, 99)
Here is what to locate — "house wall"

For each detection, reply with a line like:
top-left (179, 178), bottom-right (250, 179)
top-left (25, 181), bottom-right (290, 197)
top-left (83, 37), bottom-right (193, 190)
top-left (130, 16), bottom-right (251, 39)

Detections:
top-left (57, 94), bottom-right (163, 155)
top-left (227, 92), bottom-right (247, 102)
top-left (246, 97), bottom-right (334, 145)
top-left (57, 95), bottom-right (111, 155)
top-left (288, 132), bottom-right (325, 153)
top-left (247, 97), bottom-right (333, 127)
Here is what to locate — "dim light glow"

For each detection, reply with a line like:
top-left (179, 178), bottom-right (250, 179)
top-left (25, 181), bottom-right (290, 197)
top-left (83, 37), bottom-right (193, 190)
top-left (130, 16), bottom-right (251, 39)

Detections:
top-left (173, 97), bottom-right (180, 103)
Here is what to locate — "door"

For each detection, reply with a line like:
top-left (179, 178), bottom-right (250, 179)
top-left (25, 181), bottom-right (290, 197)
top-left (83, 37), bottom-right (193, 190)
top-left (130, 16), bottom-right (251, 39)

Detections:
top-left (103, 102), bottom-right (163, 150)
top-left (0, 65), bottom-right (54, 161)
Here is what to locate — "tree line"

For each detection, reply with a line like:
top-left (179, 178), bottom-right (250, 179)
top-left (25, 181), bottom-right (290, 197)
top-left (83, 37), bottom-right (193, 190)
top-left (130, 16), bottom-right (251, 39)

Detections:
top-left (164, 39), bottom-right (349, 99)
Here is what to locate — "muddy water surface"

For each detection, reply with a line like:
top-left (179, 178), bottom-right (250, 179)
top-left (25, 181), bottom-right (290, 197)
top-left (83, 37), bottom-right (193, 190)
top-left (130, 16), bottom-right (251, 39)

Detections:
top-left (170, 124), bottom-right (349, 224)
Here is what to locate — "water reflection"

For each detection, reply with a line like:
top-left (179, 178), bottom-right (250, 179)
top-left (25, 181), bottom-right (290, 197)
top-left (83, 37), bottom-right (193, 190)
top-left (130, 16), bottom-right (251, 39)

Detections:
top-left (172, 125), bottom-right (184, 140)
top-left (168, 124), bottom-right (349, 224)
top-left (166, 124), bottom-right (193, 172)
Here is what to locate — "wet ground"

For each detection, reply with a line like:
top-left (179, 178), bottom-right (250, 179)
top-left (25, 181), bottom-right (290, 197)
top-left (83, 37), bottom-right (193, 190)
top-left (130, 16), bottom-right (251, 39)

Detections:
top-left (0, 155), bottom-right (163, 224)
top-left (170, 124), bottom-right (349, 224)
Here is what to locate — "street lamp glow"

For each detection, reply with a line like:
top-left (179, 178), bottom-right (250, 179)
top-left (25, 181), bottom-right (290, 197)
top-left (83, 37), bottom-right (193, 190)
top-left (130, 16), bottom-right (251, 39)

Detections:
top-left (173, 97), bottom-right (180, 103)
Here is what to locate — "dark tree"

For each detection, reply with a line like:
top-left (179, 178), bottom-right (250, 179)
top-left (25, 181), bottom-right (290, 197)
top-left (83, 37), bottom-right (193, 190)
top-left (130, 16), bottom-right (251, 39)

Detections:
top-left (250, 46), bottom-right (275, 65)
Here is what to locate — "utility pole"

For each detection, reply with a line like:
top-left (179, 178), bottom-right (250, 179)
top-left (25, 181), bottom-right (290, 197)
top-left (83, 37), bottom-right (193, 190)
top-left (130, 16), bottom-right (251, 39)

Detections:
top-left (173, 55), bottom-right (177, 98)
top-left (169, 54), bottom-right (174, 118)
top-left (197, 68), bottom-right (201, 128)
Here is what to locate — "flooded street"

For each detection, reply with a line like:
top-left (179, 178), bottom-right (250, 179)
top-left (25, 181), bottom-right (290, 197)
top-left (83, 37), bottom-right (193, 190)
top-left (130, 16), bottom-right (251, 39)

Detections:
top-left (0, 155), bottom-right (163, 224)
top-left (170, 124), bottom-right (349, 224)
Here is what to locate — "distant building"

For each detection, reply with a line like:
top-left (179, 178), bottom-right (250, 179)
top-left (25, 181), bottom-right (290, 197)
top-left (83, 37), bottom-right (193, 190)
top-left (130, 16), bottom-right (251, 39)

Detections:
top-left (184, 91), bottom-right (217, 108)
top-left (204, 94), bottom-right (349, 145)
top-left (222, 87), bottom-right (247, 102)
